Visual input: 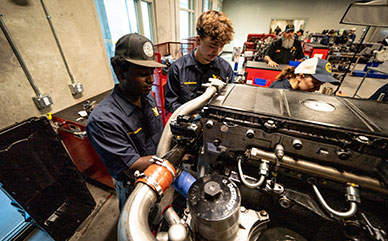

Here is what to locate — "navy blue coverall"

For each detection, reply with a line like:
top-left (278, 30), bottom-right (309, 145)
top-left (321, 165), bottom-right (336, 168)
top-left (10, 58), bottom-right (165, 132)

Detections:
top-left (86, 85), bottom-right (163, 210)
top-left (164, 50), bottom-right (233, 113)
top-left (269, 78), bottom-right (293, 89)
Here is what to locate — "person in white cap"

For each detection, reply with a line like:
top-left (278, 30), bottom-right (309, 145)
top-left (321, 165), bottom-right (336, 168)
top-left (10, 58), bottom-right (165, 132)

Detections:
top-left (269, 57), bottom-right (339, 92)
top-left (87, 33), bottom-right (166, 214)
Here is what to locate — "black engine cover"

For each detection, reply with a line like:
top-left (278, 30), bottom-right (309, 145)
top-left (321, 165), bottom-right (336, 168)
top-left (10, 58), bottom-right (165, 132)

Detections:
top-left (202, 84), bottom-right (388, 177)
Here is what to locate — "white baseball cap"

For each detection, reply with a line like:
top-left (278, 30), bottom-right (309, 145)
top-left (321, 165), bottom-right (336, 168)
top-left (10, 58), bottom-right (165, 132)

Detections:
top-left (295, 58), bottom-right (339, 85)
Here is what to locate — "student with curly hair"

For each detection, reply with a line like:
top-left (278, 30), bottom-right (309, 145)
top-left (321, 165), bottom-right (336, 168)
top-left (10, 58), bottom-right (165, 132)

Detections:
top-left (165, 10), bottom-right (234, 113)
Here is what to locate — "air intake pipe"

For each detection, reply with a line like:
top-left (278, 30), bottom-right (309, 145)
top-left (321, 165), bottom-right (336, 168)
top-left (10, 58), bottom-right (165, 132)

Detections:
top-left (157, 78), bottom-right (226, 157)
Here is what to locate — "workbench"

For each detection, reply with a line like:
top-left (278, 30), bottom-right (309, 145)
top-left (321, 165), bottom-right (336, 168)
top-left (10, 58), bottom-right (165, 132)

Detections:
top-left (245, 61), bottom-right (288, 87)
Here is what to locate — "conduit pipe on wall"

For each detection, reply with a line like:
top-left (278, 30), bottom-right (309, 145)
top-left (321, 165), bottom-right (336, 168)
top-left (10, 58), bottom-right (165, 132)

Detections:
top-left (0, 14), bottom-right (53, 109)
top-left (40, 0), bottom-right (83, 95)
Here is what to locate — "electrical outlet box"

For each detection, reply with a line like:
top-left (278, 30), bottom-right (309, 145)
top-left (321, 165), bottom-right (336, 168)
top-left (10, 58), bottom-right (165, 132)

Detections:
top-left (69, 82), bottom-right (83, 95)
top-left (32, 94), bottom-right (53, 109)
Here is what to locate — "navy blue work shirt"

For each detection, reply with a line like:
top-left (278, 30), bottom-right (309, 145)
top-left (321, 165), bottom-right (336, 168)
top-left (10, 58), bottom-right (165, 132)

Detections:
top-left (348, 33), bottom-right (356, 42)
top-left (269, 78), bottom-right (293, 89)
top-left (265, 38), bottom-right (304, 65)
top-left (164, 50), bottom-right (234, 113)
top-left (320, 35), bottom-right (330, 46)
top-left (86, 85), bottom-right (163, 181)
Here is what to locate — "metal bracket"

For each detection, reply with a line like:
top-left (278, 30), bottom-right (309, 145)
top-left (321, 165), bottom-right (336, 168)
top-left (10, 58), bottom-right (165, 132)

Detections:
top-left (32, 94), bottom-right (53, 109)
top-left (69, 82), bottom-right (83, 95)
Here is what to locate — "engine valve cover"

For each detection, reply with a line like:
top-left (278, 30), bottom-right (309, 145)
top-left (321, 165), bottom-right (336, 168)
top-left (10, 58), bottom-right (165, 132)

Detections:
top-left (202, 84), bottom-right (388, 177)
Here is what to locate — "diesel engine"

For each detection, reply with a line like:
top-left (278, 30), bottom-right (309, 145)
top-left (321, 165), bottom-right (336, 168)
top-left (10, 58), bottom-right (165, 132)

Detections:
top-left (119, 81), bottom-right (388, 241)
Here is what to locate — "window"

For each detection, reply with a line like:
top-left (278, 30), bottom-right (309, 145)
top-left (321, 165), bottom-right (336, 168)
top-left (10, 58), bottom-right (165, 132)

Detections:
top-left (180, 0), bottom-right (195, 40)
top-left (127, 0), bottom-right (139, 33)
top-left (203, 0), bottom-right (212, 11)
top-left (95, 0), bottom-right (156, 82)
top-left (217, 3), bottom-right (221, 11)
top-left (140, 1), bottom-right (154, 41)
top-left (103, 0), bottom-right (134, 43)
top-left (203, 0), bottom-right (223, 12)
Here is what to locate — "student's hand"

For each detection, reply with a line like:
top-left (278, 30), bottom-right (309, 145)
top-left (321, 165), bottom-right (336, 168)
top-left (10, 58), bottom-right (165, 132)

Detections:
top-left (336, 90), bottom-right (347, 96)
top-left (182, 154), bottom-right (195, 163)
top-left (268, 60), bottom-right (279, 68)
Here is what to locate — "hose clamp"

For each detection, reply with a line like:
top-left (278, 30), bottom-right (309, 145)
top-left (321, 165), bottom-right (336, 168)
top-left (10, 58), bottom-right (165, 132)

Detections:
top-left (144, 175), bottom-right (164, 197)
top-left (151, 156), bottom-right (176, 179)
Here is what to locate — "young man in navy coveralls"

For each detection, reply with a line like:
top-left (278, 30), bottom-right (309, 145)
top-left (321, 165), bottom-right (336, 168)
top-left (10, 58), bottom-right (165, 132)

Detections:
top-left (86, 33), bottom-right (165, 211)
top-left (164, 10), bottom-right (235, 113)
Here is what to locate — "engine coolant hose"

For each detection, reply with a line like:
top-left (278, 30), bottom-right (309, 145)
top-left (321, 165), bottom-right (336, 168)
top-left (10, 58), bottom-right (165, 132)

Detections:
top-left (173, 170), bottom-right (196, 198)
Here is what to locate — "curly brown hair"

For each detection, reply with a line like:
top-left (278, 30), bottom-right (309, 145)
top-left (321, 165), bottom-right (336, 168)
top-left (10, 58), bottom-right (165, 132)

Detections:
top-left (275, 66), bottom-right (296, 81)
top-left (196, 10), bottom-right (234, 46)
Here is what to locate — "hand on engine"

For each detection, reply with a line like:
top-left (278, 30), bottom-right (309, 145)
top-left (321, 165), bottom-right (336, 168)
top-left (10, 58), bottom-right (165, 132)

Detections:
top-left (336, 90), bottom-right (347, 96)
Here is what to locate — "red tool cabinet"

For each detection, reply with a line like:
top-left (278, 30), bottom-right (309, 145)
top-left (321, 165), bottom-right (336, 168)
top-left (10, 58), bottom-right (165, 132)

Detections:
top-left (52, 90), bottom-right (115, 189)
top-left (152, 41), bottom-right (195, 124)
top-left (245, 61), bottom-right (287, 87)
top-left (303, 43), bottom-right (329, 59)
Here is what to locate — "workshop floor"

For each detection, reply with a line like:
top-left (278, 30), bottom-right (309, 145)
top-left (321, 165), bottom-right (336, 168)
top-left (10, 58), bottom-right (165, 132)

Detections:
top-left (68, 183), bottom-right (118, 241)
top-left (67, 57), bottom-right (388, 241)
top-left (68, 181), bottom-right (175, 241)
